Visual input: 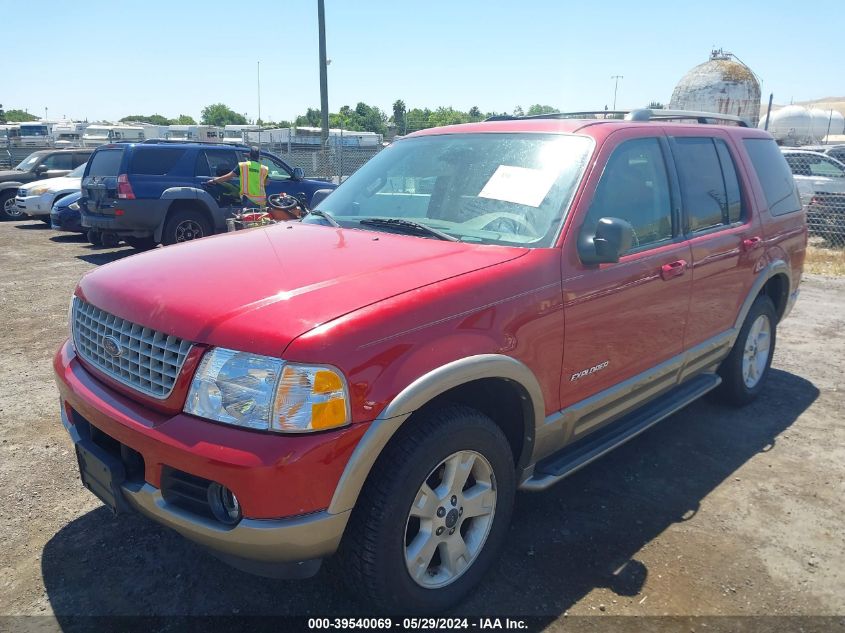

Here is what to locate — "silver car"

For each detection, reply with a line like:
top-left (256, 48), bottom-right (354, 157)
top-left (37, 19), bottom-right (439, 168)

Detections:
top-left (781, 149), bottom-right (845, 241)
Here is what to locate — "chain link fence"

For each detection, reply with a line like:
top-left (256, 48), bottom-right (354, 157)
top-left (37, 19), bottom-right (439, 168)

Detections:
top-left (253, 143), bottom-right (381, 184)
top-left (783, 149), bottom-right (845, 248)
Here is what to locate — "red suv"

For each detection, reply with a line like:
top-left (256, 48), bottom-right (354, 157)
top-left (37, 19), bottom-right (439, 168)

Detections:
top-left (55, 110), bottom-right (806, 612)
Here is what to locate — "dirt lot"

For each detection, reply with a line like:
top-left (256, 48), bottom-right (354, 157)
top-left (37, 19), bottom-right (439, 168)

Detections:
top-left (0, 220), bottom-right (843, 628)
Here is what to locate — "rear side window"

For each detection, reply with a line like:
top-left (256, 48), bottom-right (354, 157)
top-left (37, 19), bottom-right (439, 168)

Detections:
top-left (672, 137), bottom-right (743, 232)
top-left (585, 137), bottom-right (673, 251)
top-left (784, 153), bottom-right (845, 178)
top-left (129, 148), bottom-right (186, 175)
top-left (195, 150), bottom-right (238, 177)
top-left (742, 139), bottom-right (801, 216)
top-left (86, 150), bottom-right (124, 177)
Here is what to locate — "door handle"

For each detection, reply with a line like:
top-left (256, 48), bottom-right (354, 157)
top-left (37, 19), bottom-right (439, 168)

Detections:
top-left (660, 259), bottom-right (687, 281)
top-left (742, 236), bottom-right (763, 251)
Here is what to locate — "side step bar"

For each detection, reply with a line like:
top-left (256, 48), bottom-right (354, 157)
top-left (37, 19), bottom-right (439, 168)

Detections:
top-left (520, 373), bottom-right (721, 492)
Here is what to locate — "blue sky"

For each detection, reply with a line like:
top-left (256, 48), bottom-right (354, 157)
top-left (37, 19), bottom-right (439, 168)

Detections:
top-left (4, 0), bottom-right (843, 123)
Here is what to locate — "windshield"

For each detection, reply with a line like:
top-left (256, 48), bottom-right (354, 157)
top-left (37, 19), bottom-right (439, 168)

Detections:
top-left (68, 163), bottom-right (87, 178)
top-left (14, 154), bottom-right (42, 171)
top-left (21, 125), bottom-right (49, 137)
top-left (311, 133), bottom-right (593, 247)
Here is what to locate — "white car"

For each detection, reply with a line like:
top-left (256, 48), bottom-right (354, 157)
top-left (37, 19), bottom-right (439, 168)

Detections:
top-left (781, 149), bottom-right (845, 204)
top-left (15, 163), bottom-right (86, 220)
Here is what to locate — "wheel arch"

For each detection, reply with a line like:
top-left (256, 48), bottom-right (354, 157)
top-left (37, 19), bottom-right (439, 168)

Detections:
top-left (327, 354), bottom-right (545, 515)
top-left (155, 195), bottom-right (214, 242)
top-left (733, 260), bottom-right (791, 333)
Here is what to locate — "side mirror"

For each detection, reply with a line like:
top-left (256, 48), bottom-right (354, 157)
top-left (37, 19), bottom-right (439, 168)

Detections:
top-left (292, 167), bottom-right (305, 180)
top-left (35, 164), bottom-right (49, 175)
top-left (310, 188), bottom-right (334, 208)
top-left (578, 217), bottom-right (634, 265)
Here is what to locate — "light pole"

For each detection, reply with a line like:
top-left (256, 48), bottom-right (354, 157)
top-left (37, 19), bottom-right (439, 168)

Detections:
top-left (318, 0), bottom-right (330, 144)
top-left (611, 75), bottom-right (623, 110)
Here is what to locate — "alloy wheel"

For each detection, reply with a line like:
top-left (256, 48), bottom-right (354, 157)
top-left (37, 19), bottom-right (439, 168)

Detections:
top-left (174, 219), bottom-right (204, 242)
top-left (741, 314), bottom-right (771, 388)
top-left (404, 450), bottom-right (497, 589)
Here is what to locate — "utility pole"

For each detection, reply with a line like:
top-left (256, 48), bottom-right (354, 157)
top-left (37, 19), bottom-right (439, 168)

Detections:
top-left (257, 61), bottom-right (262, 145)
top-left (611, 75), bottom-right (623, 110)
top-left (318, 0), bottom-right (330, 144)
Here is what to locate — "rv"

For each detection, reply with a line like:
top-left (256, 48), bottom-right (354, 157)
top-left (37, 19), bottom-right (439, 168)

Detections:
top-left (18, 121), bottom-right (53, 146)
top-left (0, 124), bottom-right (21, 146)
top-left (221, 124), bottom-right (259, 144)
top-left (245, 127), bottom-right (291, 146)
top-left (82, 125), bottom-right (145, 147)
top-left (53, 121), bottom-right (89, 147)
top-left (166, 125), bottom-right (221, 142)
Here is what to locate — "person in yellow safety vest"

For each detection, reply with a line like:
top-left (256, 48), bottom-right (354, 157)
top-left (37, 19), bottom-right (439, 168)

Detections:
top-left (206, 147), bottom-right (269, 208)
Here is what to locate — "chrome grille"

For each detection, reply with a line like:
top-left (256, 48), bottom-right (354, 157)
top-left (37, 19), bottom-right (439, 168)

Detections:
top-left (72, 298), bottom-right (193, 399)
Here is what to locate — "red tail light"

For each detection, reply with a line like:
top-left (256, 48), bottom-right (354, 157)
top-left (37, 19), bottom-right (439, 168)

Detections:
top-left (117, 174), bottom-right (135, 200)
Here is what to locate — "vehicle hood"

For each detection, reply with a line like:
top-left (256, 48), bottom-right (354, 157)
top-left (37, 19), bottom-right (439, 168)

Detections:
top-left (0, 169), bottom-right (27, 183)
top-left (76, 223), bottom-right (528, 356)
top-left (20, 175), bottom-right (80, 194)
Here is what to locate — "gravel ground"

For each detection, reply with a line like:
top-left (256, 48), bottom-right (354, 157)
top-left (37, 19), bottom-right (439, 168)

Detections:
top-left (0, 220), bottom-right (843, 629)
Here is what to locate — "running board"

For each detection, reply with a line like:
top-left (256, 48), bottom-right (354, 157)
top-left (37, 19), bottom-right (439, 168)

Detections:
top-left (520, 373), bottom-right (721, 492)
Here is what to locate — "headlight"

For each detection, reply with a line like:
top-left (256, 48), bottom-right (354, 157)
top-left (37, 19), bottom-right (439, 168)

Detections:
top-left (184, 348), bottom-right (350, 433)
top-left (30, 186), bottom-right (50, 195)
top-left (68, 201), bottom-right (80, 211)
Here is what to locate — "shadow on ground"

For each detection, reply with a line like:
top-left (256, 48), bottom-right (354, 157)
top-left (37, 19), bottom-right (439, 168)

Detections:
top-left (49, 234), bottom-right (88, 244)
top-left (74, 245), bottom-right (136, 266)
top-left (41, 369), bottom-right (818, 622)
top-left (13, 221), bottom-right (51, 230)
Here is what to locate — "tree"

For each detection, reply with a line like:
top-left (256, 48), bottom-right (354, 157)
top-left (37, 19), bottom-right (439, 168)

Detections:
top-left (120, 114), bottom-right (172, 126)
top-left (468, 106), bottom-right (482, 120)
top-left (512, 105), bottom-right (524, 117)
top-left (175, 114), bottom-right (197, 125)
top-left (392, 99), bottom-right (406, 133)
top-left (5, 109), bottom-right (38, 122)
top-left (647, 101), bottom-right (665, 110)
top-left (0, 104), bottom-right (5, 124)
top-left (200, 103), bottom-right (247, 127)
top-left (295, 107), bottom-right (322, 128)
top-left (527, 104), bottom-right (558, 115)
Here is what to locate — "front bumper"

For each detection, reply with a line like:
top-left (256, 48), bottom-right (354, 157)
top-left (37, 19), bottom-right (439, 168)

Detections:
top-left (55, 341), bottom-right (362, 576)
top-left (16, 193), bottom-right (53, 216)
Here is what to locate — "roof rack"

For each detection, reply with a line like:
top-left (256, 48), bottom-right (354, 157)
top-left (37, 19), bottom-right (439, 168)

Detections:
top-left (485, 108), bottom-right (749, 127)
top-left (141, 138), bottom-right (249, 147)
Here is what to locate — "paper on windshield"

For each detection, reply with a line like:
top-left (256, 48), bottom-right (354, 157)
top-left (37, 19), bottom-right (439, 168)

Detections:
top-left (478, 165), bottom-right (558, 208)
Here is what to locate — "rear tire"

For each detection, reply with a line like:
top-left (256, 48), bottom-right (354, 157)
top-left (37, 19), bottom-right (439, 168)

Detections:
top-left (336, 405), bottom-right (515, 613)
top-left (86, 229), bottom-right (102, 246)
top-left (715, 295), bottom-right (777, 407)
top-left (162, 208), bottom-right (211, 246)
top-left (0, 191), bottom-right (23, 221)
top-left (100, 232), bottom-right (119, 248)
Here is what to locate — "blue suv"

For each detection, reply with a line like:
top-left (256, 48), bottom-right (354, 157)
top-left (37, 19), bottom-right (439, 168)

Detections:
top-left (80, 141), bottom-right (336, 247)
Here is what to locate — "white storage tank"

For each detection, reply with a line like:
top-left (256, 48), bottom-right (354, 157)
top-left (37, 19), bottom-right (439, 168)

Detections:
top-left (758, 105), bottom-right (813, 143)
top-left (808, 108), bottom-right (833, 139)
top-left (669, 49), bottom-right (761, 125)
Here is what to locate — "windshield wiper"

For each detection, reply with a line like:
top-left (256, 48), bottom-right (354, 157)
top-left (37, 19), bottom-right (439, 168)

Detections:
top-left (358, 218), bottom-right (459, 242)
top-left (306, 209), bottom-right (340, 227)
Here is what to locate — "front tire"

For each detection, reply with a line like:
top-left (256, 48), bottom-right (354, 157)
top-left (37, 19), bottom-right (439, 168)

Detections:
top-left (715, 295), bottom-right (777, 406)
top-left (337, 405), bottom-right (515, 613)
top-left (162, 208), bottom-right (211, 246)
top-left (0, 191), bottom-right (23, 221)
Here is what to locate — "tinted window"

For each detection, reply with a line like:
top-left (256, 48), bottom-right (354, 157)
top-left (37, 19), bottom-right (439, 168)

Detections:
top-left (714, 140), bottom-right (743, 224)
top-left (72, 152), bottom-right (91, 167)
top-left (40, 153), bottom-right (73, 170)
top-left (743, 139), bottom-right (801, 216)
top-left (129, 148), bottom-right (186, 175)
top-left (672, 138), bottom-right (729, 232)
top-left (586, 138), bottom-right (673, 251)
top-left (196, 150), bottom-right (237, 177)
top-left (87, 149), bottom-right (124, 177)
